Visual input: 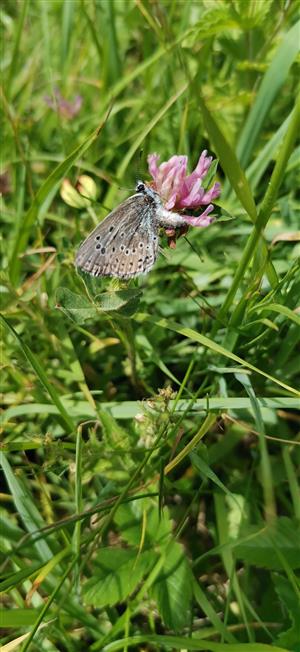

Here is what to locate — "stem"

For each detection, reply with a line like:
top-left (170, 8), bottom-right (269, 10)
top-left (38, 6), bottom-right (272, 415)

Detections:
top-left (215, 95), bottom-right (300, 329)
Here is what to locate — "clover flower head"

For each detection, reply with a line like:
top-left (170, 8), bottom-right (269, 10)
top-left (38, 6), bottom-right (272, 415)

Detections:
top-left (44, 88), bottom-right (82, 120)
top-left (148, 150), bottom-right (220, 231)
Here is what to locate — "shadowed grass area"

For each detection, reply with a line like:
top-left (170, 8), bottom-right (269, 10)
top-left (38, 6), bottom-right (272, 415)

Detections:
top-left (1, 1), bottom-right (299, 650)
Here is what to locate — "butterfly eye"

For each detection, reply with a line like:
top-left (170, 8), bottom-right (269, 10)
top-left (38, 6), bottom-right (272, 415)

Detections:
top-left (136, 182), bottom-right (145, 193)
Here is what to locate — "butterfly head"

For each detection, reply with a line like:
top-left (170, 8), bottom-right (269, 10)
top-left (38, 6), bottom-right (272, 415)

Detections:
top-left (136, 180), bottom-right (146, 193)
top-left (135, 180), bottom-right (161, 206)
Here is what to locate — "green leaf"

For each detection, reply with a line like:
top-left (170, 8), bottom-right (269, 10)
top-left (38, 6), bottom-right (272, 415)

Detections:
top-left (235, 518), bottom-right (300, 570)
top-left (0, 453), bottom-right (53, 562)
top-left (151, 541), bottom-right (192, 631)
top-left (3, 396), bottom-right (300, 424)
top-left (56, 287), bottom-right (99, 324)
top-left (199, 96), bottom-right (257, 221)
top-left (83, 548), bottom-right (153, 608)
top-left (190, 452), bottom-right (236, 501)
top-left (114, 503), bottom-right (172, 548)
top-left (0, 609), bottom-right (40, 628)
top-left (273, 574), bottom-right (300, 649)
top-left (193, 579), bottom-right (236, 644)
top-left (102, 634), bottom-right (290, 651)
top-left (249, 302), bottom-right (300, 327)
top-left (94, 289), bottom-right (142, 315)
top-left (0, 563), bottom-right (44, 594)
top-left (56, 287), bottom-right (142, 323)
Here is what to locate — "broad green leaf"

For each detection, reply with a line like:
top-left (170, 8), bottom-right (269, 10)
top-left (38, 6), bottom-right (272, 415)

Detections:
top-left (273, 574), bottom-right (300, 649)
top-left (151, 541), bottom-right (192, 631)
top-left (114, 502), bottom-right (172, 548)
top-left (56, 287), bottom-right (99, 323)
top-left (83, 548), bottom-right (153, 608)
top-left (94, 289), bottom-right (142, 315)
top-left (56, 287), bottom-right (142, 323)
top-left (235, 518), bottom-right (300, 570)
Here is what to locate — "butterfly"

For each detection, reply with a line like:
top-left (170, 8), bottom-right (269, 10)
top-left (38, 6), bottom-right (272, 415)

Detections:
top-left (75, 181), bottom-right (185, 279)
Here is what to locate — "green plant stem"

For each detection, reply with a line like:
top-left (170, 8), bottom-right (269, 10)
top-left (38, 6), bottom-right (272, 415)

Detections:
top-left (20, 556), bottom-right (78, 652)
top-left (215, 95), bottom-right (300, 330)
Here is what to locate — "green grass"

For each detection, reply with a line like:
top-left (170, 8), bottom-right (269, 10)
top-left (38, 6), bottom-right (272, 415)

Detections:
top-left (1, 1), bottom-right (300, 650)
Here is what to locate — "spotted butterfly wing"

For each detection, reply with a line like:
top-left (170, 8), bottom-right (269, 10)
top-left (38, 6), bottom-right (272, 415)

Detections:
top-left (75, 191), bottom-right (159, 279)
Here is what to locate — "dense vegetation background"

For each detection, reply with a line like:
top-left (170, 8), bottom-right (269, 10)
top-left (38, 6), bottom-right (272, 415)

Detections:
top-left (1, 1), bottom-right (300, 650)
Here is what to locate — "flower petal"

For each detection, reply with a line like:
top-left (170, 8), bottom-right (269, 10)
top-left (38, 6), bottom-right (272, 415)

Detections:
top-left (200, 182), bottom-right (221, 204)
top-left (183, 204), bottom-right (215, 226)
top-left (147, 153), bottom-right (160, 181)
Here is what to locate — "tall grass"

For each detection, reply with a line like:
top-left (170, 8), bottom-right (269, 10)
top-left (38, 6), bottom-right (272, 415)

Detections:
top-left (1, 1), bottom-right (300, 651)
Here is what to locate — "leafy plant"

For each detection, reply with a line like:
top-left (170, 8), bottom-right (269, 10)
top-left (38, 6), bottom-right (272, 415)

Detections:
top-left (1, 1), bottom-right (299, 650)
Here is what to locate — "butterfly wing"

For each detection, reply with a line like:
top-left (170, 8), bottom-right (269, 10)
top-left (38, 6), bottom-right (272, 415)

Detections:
top-left (75, 194), bottom-right (159, 279)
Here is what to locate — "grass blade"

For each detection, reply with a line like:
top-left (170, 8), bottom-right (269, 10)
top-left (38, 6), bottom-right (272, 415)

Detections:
top-left (136, 313), bottom-right (300, 396)
top-left (1, 315), bottom-right (75, 433)
top-left (237, 20), bottom-right (300, 168)
top-left (9, 124), bottom-right (104, 284)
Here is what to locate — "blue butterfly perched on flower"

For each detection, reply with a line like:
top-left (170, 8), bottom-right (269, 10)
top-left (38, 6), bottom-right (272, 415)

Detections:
top-left (75, 151), bottom-right (220, 279)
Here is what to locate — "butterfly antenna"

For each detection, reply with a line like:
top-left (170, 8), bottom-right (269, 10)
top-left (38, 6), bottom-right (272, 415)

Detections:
top-left (135, 148), bottom-right (145, 185)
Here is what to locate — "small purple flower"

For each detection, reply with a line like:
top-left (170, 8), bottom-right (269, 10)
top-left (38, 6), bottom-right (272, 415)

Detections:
top-left (148, 151), bottom-right (220, 232)
top-left (44, 88), bottom-right (82, 120)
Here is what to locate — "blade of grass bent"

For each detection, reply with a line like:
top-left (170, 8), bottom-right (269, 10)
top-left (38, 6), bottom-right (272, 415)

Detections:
top-left (0, 453), bottom-right (53, 561)
top-left (135, 313), bottom-right (300, 397)
top-left (1, 315), bottom-right (75, 433)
